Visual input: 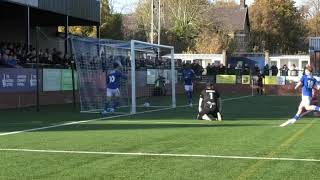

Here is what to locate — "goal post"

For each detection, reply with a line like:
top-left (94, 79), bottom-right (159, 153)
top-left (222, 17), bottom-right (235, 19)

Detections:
top-left (130, 40), bottom-right (176, 114)
top-left (71, 37), bottom-right (177, 115)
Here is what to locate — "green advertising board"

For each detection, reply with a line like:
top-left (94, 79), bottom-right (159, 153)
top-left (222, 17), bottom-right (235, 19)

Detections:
top-left (61, 69), bottom-right (78, 91)
top-left (216, 75), bottom-right (236, 84)
top-left (43, 69), bottom-right (62, 91)
top-left (264, 76), bottom-right (278, 85)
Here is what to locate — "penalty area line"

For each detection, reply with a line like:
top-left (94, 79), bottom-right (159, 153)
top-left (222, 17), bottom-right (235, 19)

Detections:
top-left (0, 148), bottom-right (319, 163)
top-left (0, 95), bottom-right (252, 136)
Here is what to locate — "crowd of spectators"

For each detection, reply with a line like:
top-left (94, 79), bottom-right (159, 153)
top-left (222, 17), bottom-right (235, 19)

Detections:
top-left (203, 62), bottom-right (302, 77)
top-left (205, 63), bottom-right (255, 76)
top-left (0, 42), bottom-right (306, 77)
top-left (0, 42), bottom-right (72, 68)
top-left (270, 64), bottom-right (300, 76)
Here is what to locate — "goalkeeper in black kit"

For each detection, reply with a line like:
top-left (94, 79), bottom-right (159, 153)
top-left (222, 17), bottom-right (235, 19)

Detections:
top-left (197, 82), bottom-right (222, 121)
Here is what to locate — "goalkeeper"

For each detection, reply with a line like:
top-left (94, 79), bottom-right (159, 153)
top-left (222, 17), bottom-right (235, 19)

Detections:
top-left (103, 62), bottom-right (127, 114)
top-left (197, 82), bottom-right (222, 121)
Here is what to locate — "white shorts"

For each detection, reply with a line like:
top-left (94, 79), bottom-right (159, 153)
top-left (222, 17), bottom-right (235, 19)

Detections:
top-left (301, 96), bottom-right (311, 106)
top-left (184, 85), bottom-right (193, 92)
top-left (107, 88), bottom-right (120, 97)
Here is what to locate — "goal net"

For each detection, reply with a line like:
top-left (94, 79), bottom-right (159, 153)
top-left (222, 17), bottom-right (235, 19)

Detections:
top-left (71, 37), bottom-right (176, 115)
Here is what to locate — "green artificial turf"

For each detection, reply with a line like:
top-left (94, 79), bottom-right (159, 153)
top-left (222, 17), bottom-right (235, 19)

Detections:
top-left (0, 95), bottom-right (320, 180)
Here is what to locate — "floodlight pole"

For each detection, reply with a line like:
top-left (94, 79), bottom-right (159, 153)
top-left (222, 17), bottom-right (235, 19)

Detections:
top-left (27, 6), bottom-right (30, 52)
top-left (157, 0), bottom-right (161, 58)
top-left (36, 27), bottom-right (40, 112)
top-left (158, 0), bottom-right (161, 46)
top-left (171, 48), bottom-right (176, 108)
top-left (150, 0), bottom-right (154, 44)
top-left (131, 40), bottom-right (136, 114)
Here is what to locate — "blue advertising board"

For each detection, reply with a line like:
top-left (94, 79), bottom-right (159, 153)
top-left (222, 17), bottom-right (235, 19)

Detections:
top-left (0, 68), bottom-right (38, 92)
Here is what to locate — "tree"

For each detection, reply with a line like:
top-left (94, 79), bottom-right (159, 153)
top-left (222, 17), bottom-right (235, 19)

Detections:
top-left (305, 0), bottom-right (320, 17)
top-left (59, 0), bottom-right (123, 39)
top-left (249, 0), bottom-right (307, 54)
top-left (130, 0), bottom-right (211, 52)
top-left (101, 13), bottom-right (123, 40)
top-left (303, 0), bottom-right (320, 36)
top-left (194, 30), bottom-right (235, 54)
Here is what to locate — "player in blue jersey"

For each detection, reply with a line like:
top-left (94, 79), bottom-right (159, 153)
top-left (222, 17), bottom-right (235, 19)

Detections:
top-left (182, 63), bottom-right (195, 106)
top-left (103, 62), bottom-right (127, 114)
top-left (280, 66), bottom-right (320, 127)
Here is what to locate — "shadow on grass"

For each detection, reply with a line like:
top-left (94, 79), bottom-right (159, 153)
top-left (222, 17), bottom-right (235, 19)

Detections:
top-left (0, 96), bottom-right (304, 133)
top-left (29, 122), bottom-right (274, 132)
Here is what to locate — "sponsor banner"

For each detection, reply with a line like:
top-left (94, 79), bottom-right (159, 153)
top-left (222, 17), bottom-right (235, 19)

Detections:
top-left (61, 69), bottom-right (78, 91)
top-left (286, 76), bottom-right (300, 84)
top-left (242, 75), bottom-right (251, 84)
top-left (216, 75), bottom-right (236, 84)
top-left (0, 68), bottom-right (38, 92)
top-left (265, 76), bottom-right (286, 85)
top-left (277, 76), bottom-right (286, 85)
top-left (264, 76), bottom-right (278, 85)
top-left (43, 69), bottom-right (62, 91)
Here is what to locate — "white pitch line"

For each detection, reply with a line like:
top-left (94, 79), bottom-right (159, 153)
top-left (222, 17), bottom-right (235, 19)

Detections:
top-left (114, 120), bottom-right (217, 125)
top-left (0, 95), bottom-right (252, 136)
top-left (0, 148), bottom-right (319, 163)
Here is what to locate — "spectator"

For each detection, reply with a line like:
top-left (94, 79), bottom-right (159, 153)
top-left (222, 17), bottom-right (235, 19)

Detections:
top-left (290, 64), bottom-right (298, 76)
top-left (212, 63), bottom-right (219, 76)
top-left (254, 64), bottom-right (260, 75)
top-left (235, 63), bottom-right (243, 75)
top-left (192, 61), bottom-right (203, 76)
top-left (271, 64), bottom-right (278, 76)
top-left (257, 71), bottom-right (265, 95)
top-left (264, 64), bottom-right (270, 76)
top-left (242, 64), bottom-right (250, 75)
top-left (206, 63), bottom-right (212, 75)
top-left (226, 64), bottom-right (235, 75)
top-left (218, 64), bottom-right (226, 75)
top-left (280, 64), bottom-right (289, 76)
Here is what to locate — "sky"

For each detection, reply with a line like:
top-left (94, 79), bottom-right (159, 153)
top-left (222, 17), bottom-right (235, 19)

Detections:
top-left (112, 0), bottom-right (306, 14)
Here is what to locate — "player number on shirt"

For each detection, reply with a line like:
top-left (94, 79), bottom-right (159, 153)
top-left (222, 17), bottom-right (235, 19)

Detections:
top-left (307, 80), bottom-right (314, 89)
top-left (109, 75), bottom-right (115, 83)
top-left (209, 92), bottom-right (213, 99)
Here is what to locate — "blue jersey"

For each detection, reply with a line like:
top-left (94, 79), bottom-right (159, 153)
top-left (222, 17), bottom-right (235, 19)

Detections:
top-left (107, 70), bottom-right (127, 89)
top-left (300, 75), bottom-right (317, 97)
top-left (183, 69), bottom-right (195, 85)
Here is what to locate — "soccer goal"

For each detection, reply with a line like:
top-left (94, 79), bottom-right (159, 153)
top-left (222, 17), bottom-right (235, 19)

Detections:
top-left (71, 37), bottom-right (176, 115)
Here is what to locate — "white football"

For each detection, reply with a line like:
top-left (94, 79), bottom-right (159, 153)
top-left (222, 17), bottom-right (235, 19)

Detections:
top-left (144, 102), bottom-right (150, 107)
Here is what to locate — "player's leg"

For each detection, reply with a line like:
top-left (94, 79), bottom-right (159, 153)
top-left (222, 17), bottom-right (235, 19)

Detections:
top-left (185, 85), bottom-right (193, 106)
top-left (188, 85), bottom-right (193, 106)
top-left (217, 111), bottom-right (222, 121)
top-left (280, 100), bottom-right (305, 127)
top-left (208, 108), bottom-right (222, 121)
top-left (260, 85), bottom-right (264, 95)
top-left (299, 108), bottom-right (312, 118)
top-left (103, 89), bottom-right (113, 113)
top-left (111, 88), bottom-right (121, 110)
top-left (198, 108), bottom-right (213, 121)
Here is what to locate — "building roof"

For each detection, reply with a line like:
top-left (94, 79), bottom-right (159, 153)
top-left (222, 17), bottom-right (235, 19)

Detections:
top-left (208, 6), bottom-right (249, 32)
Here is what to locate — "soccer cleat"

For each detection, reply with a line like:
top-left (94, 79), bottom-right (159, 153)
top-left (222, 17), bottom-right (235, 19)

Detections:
top-left (202, 114), bottom-right (212, 121)
top-left (197, 114), bottom-right (203, 120)
top-left (189, 103), bottom-right (193, 107)
top-left (280, 118), bottom-right (296, 127)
